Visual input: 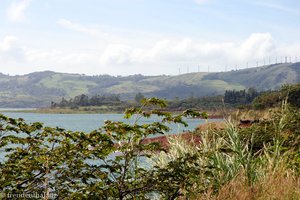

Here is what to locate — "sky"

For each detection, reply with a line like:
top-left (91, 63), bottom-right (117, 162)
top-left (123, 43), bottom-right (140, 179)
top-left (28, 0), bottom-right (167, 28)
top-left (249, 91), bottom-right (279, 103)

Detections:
top-left (0, 0), bottom-right (300, 76)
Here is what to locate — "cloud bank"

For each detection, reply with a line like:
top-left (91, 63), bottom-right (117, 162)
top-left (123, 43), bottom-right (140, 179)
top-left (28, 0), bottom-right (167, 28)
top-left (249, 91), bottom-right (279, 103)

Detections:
top-left (0, 30), bottom-right (299, 75)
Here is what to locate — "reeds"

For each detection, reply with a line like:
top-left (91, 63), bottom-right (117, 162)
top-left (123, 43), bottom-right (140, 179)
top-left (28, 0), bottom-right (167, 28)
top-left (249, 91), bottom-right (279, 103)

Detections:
top-left (151, 101), bottom-right (300, 199)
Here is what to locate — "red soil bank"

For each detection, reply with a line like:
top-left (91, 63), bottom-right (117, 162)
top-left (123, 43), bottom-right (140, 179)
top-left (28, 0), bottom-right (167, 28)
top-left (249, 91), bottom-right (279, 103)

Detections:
top-left (141, 132), bottom-right (201, 149)
top-left (141, 122), bottom-right (225, 149)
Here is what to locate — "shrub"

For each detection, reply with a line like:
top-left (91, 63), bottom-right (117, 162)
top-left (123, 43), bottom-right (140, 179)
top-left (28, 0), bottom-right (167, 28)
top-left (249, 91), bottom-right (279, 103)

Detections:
top-left (152, 101), bottom-right (300, 199)
top-left (0, 98), bottom-right (206, 199)
top-left (253, 83), bottom-right (300, 109)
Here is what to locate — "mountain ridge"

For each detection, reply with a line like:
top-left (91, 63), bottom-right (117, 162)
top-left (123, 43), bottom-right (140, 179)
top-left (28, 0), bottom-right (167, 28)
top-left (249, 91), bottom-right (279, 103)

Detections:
top-left (0, 62), bottom-right (299, 108)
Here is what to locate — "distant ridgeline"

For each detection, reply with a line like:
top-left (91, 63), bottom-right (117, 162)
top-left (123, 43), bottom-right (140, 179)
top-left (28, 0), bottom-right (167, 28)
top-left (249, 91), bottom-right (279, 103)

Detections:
top-left (1, 62), bottom-right (300, 108)
top-left (51, 94), bottom-right (121, 108)
top-left (49, 83), bottom-right (300, 111)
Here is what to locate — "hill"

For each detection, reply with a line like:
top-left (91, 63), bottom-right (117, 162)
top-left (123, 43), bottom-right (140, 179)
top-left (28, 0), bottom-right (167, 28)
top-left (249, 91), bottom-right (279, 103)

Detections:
top-left (203, 62), bottom-right (300, 90)
top-left (0, 62), bottom-right (299, 108)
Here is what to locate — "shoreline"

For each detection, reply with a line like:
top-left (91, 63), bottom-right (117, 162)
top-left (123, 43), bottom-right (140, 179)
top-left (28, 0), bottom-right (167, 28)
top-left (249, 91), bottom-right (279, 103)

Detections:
top-left (141, 132), bottom-right (201, 149)
top-left (0, 108), bottom-right (123, 114)
top-left (1, 108), bottom-right (227, 118)
top-left (141, 121), bottom-right (226, 149)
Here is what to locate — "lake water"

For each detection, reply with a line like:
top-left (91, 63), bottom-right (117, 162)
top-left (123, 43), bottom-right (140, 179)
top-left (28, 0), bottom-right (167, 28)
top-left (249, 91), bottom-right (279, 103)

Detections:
top-left (0, 112), bottom-right (221, 134)
top-left (0, 112), bottom-right (222, 166)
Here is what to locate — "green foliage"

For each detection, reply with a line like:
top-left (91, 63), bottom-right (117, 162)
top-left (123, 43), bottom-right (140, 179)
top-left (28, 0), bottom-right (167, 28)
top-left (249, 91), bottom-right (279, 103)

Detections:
top-left (284, 84), bottom-right (300, 107)
top-left (134, 92), bottom-right (145, 104)
top-left (253, 83), bottom-right (300, 109)
top-left (224, 87), bottom-right (259, 105)
top-left (166, 87), bottom-right (259, 111)
top-left (252, 91), bottom-right (282, 109)
top-left (167, 95), bottom-right (224, 111)
top-left (2, 62), bottom-right (300, 107)
top-left (1, 97), bottom-right (299, 199)
top-left (0, 98), bottom-right (206, 199)
top-left (151, 101), bottom-right (300, 198)
top-left (203, 62), bottom-right (300, 91)
top-left (240, 101), bottom-right (300, 173)
top-left (152, 122), bottom-right (260, 198)
top-left (52, 94), bottom-right (121, 108)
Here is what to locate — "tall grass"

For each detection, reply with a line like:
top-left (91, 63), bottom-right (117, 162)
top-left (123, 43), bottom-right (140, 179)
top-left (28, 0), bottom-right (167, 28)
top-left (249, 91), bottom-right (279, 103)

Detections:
top-left (151, 101), bottom-right (300, 199)
top-left (200, 167), bottom-right (300, 200)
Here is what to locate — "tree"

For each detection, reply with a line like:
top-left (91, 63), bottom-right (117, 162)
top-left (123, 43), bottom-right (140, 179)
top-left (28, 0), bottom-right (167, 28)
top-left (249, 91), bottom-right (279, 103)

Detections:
top-left (52, 94), bottom-right (122, 108)
top-left (224, 88), bottom-right (259, 105)
top-left (246, 87), bottom-right (259, 103)
top-left (73, 94), bottom-right (89, 106)
top-left (134, 92), bottom-right (145, 104)
top-left (0, 98), bottom-right (207, 199)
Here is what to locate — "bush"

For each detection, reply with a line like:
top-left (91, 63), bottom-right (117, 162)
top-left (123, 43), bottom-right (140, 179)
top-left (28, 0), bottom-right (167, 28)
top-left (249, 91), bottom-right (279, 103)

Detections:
top-left (0, 98), bottom-right (206, 199)
top-left (152, 101), bottom-right (300, 199)
top-left (253, 83), bottom-right (300, 109)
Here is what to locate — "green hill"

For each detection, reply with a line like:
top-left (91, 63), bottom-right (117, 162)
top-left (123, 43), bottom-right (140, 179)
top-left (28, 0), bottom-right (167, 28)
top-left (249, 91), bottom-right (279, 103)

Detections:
top-left (203, 62), bottom-right (300, 90)
top-left (0, 62), bottom-right (299, 108)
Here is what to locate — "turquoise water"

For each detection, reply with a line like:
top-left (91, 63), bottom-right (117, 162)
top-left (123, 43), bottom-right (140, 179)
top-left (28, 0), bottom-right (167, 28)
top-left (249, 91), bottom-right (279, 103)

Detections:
top-left (0, 112), bottom-right (221, 134)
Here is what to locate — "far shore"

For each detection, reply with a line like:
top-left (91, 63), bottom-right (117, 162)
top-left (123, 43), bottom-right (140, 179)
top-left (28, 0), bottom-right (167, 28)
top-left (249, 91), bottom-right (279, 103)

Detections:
top-left (0, 108), bottom-right (37, 111)
top-left (0, 107), bottom-right (226, 119)
top-left (0, 107), bottom-right (122, 114)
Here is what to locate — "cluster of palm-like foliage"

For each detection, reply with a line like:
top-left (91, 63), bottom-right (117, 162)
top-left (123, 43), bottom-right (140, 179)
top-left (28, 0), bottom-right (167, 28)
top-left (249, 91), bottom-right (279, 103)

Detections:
top-left (152, 100), bottom-right (300, 199)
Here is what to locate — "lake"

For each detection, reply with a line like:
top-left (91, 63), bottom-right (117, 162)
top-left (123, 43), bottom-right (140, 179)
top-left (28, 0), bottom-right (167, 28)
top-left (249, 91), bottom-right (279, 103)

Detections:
top-left (0, 112), bottom-right (222, 165)
top-left (0, 112), bottom-right (222, 134)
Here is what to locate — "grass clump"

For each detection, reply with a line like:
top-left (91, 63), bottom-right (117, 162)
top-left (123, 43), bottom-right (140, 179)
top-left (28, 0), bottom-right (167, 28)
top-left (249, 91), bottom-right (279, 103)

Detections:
top-left (151, 101), bottom-right (300, 199)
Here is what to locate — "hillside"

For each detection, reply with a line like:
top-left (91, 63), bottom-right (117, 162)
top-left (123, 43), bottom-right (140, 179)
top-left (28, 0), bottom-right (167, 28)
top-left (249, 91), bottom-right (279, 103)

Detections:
top-left (0, 62), bottom-right (299, 108)
top-left (203, 62), bottom-right (300, 90)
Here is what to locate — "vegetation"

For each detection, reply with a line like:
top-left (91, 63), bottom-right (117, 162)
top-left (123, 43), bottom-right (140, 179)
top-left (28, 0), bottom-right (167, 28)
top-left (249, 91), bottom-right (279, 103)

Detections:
top-left (47, 87), bottom-right (259, 114)
top-left (224, 87), bottom-right (259, 105)
top-left (167, 95), bottom-right (224, 111)
top-left (51, 94), bottom-right (122, 108)
top-left (165, 87), bottom-right (259, 111)
top-left (253, 83), bottom-right (300, 109)
top-left (0, 96), bottom-right (299, 199)
top-left (0, 98), bottom-right (206, 199)
top-left (1, 62), bottom-right (299, 108)
top-left (153, 100), bottom-right (300, 199)
top-left (203, 62), bottom-right (300, 91)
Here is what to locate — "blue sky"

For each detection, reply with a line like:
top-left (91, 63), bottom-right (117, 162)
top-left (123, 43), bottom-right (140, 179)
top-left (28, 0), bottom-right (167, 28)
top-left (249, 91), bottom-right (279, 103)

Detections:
top-left (0, 0), bottom-right (299, 75)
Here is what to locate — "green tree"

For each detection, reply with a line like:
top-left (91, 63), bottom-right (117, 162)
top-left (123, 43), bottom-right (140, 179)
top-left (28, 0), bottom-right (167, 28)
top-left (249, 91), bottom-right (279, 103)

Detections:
top-left (0, 98), bottom-right (207, 199)
top-left (134, 92), bottom-right (145, 104)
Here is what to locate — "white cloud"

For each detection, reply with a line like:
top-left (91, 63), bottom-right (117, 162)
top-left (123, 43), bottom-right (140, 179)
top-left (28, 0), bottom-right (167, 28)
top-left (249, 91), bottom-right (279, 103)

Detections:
top-left (6, 0), bottom-right (32, 22)
top-left (0, 35), bottom-right (25, 62)
top-left (1, 31), bottom-right (299, 75)
top-left (238, 33), bottom-right (274, 61)
top-left (100, 44), bottom-right (139, 65)
top-left (57, 18), bottom-right (113, 40)
top-left (0, 36), bottom-right (18, 51)
top-left (96, 32), bottom-right (300, 73)
top-left (25, 49), bottom-right (99, 66)
top-left (99, 33), bottom-right (275, 66)
top-left (58, 18), bottom-right (99, 36)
